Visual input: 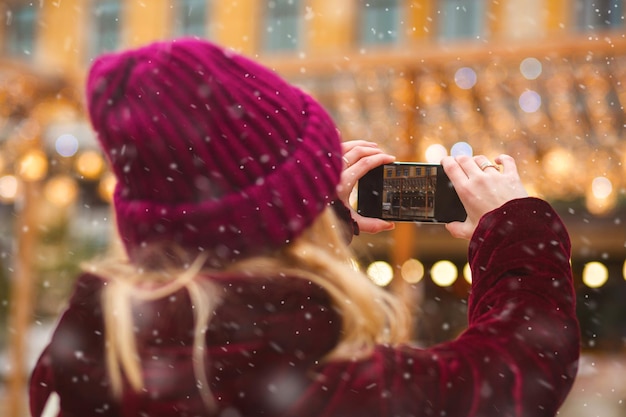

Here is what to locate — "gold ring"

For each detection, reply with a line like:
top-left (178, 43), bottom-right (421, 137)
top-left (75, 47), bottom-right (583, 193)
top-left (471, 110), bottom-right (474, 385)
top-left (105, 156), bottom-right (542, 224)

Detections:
top-left (342, 156), bottom-right (351, 167)
top-left (479, 161), bottom-right (498, 171)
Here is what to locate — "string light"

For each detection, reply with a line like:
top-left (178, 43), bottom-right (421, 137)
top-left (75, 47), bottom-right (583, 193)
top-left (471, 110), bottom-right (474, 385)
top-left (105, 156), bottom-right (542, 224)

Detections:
top-left (454, 67), bottom-right (477, 89)
top-left (0, 175), bottom-right (19, 203)
top-left (75, 150), bottom-right (105, 180)
top-left (425, 144), bottom-right (447, 163)
top-left (520, 57), bottom-right (542, 80)
top-left (44, 175), bottom-right (78, 208)
top-left (366, 261), bottom-right (394, 287)
top-left (463, 263), bottom-right (472, 284)
top-left (55, 134), bottom-right (79, 157)
top-left (98, 172), bottom-right (117, 203)
top-left (582, 262), bottom-right (609, 288)
top-left (401, 258), bottom-right (425, 284)
top-left (18, 150), bottom-right (48, 181)
top-left (431, 260), bottom-right (458, 287)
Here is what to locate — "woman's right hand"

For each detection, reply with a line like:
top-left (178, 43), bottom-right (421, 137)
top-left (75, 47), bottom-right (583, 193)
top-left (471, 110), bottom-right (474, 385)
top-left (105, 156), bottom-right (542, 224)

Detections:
top-left (441, 154), bottom-right (529, 240)
top-left (336, 140), bottom-right (396, 234)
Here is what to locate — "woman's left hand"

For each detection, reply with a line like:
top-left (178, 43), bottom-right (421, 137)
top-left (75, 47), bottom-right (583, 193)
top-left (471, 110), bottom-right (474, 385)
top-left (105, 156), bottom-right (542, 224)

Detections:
top-left (441, 154), bottom-right (529, 240)
top-left (336, 140), bottom-right (396, 234)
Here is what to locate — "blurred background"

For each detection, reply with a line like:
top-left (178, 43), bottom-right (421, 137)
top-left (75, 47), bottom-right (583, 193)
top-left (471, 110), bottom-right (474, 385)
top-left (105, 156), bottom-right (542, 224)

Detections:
top-left (0, 0), bottom-right (625, 416)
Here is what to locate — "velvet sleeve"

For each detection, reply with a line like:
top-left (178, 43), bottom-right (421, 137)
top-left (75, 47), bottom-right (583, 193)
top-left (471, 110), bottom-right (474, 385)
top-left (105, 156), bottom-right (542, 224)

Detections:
top-left (439, 197), bottom-right (580, 416)
top-left (29, 345), bottom-right (56, 417)
top-left (28, 274), bottom-right (120, 417)
top-left (294, 197), bottom-right (580, 417)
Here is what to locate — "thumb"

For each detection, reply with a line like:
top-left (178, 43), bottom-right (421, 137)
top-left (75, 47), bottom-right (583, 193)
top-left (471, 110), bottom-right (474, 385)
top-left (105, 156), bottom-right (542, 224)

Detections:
top-left (445, 221), bottom-right (472, 240)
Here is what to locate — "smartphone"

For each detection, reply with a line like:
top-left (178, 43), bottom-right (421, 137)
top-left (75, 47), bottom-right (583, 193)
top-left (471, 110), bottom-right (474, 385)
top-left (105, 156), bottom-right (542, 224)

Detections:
top-left (357, 162), bottom-right (466, 223)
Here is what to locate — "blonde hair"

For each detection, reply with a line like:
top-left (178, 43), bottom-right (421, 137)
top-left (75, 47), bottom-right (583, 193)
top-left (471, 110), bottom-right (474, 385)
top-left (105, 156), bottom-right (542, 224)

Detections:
top-left (88, 207), bottom-right (411, 410)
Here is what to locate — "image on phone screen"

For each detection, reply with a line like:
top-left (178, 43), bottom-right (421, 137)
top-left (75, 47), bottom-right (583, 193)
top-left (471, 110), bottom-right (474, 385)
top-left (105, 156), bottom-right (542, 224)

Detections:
top-left (357, 163), bottom-right (466, 223)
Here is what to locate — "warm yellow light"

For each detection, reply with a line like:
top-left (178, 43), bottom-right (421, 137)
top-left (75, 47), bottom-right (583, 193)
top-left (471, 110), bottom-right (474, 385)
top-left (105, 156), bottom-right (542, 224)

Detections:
top-left (585, 189), bottom-right (617, 216)
top-left (0, 153), bottom-right (5, 173)
top-left (98, 172), bottom-right (116, 203)
top-left (401, 258), bottom-right (424, 284)
top-left (591, 176), bottom-right (613, 199)
top-left (366, 261), bottom-right (394, 287)
top-left (0, 175), bottom-right (19, 203)
top-left (463, 263), bottom-right (472, 283)
top-left (75, 150), bottom-right (105, 180)
top-left (623, 260), bottom-right (626, 281)
top-left (543, 148), bottom-right (574, 180)
top-left (431, 260), bottom-right (458, 287)
top-left (44, 175), bottom-right (78, 207)
top-left (425, 144), bottom-right (448, 163)
top-left (582, 262), bottom-right (609, 288)
top-left (18, 150), bottom-right (48, 181)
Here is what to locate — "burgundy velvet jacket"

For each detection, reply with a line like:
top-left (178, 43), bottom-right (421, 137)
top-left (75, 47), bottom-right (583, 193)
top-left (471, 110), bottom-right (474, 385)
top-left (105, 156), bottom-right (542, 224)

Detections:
top-left (29, 197), bottom-right (580, 417)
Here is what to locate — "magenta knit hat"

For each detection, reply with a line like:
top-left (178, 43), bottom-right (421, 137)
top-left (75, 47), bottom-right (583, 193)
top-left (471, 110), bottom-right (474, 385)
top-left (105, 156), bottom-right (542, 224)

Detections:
top-left (86, 38), bottom-right (343, 263)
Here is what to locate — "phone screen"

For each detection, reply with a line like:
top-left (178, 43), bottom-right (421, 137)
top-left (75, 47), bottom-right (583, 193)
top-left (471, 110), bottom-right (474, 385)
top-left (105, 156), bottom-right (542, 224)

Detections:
top-left (357, 163), bottom-right (466, 223)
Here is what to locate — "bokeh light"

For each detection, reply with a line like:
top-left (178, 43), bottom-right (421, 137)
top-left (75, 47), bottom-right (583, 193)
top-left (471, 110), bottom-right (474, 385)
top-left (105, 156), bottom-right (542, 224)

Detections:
top-left (582, 261), bottom-right (609, 288)
top-left (450, 141), bottom-right (473, 157)
top-left (463, 263), bottom-right (472, 283)
top-left (430, 260), bottom-right (458, 287)
top-left (425, 144), bottom-right (448, 163)
top-left (98, 172), bottom-right (117, 203)
top-left (591, 176), bottom-right (613, 199)
top-left (0, 175), bottom-right (19, 203)
top-left (44, 175), bottom-right (78, 207)
top-left (55, 133), bottom-right (79, 157)
top-left (75, 150), bottom-right (105, 180)
top-left (454, 67), bottom-right (477, 89)
top-left (586, 179), bottom-right (617, 215)
top-left (520, 57), bottom-right (542, 80)
top-left (18, 150), bottom-right (48, 181)
top-left (518, 90), bottom-right (541, 113)
top-left (543, 148), bottom-right (574, 179)
top-left (401, 258), bottom-right (425, 284)
top-left (366, 261), bottom-right (394, 287)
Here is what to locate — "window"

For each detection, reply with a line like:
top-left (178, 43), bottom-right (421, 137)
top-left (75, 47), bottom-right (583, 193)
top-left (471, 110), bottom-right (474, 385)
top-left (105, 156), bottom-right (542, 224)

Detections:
top-left (263, 0), bottom-right (301, 52)
top-left (396, 166), bottom-right (409, 176)
top-left (174, 0), bottom-right (208, 37)
top-left (576, 0), bottom-right (624, 31)
top-left (90, 0), bottom-right (122, 58)
top-left (5, 3), bottom-right (37, 59)
top-left (438, 0), bottom-right (486, 41)
top-left (358, 0), bottom-right (400, 45)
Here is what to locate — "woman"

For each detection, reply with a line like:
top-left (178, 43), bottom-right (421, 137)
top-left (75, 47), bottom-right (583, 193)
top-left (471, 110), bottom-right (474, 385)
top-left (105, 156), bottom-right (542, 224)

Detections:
top-left (29, 38), bottom-right (579, 417)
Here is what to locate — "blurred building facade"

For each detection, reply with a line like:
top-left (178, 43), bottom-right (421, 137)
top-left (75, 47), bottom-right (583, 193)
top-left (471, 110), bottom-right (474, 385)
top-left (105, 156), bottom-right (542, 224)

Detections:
top-left (1, 1), bottom-right (626, 416)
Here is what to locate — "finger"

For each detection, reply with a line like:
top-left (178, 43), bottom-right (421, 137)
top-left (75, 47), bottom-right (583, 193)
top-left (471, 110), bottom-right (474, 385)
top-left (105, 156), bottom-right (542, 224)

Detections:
top-left (494, 154), bottom-right (516, 175)
top-left (342, 144), bottom-right (386, 167)
top-left (472, 155), bottom-right (499, 173)
top-left (345, 152), bottom-right (395, 178)
top-left (341, 140), bottom-right (379, 155)
top-left (444, 221), bottom-right (470, 240)
top-left (455, 155), bottom-right (486, 178)
top-left (336, 153), bottom-right (395, 199)
top-left (352, 213), bottom-right (395, 234)
top-left (441, 155), bottom-right (469, 184)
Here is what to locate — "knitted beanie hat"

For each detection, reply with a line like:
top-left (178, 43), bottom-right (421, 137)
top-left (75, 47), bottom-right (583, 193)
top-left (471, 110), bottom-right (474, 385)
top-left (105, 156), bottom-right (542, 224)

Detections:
top-left (86, 38), bottom-right (343, 263)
